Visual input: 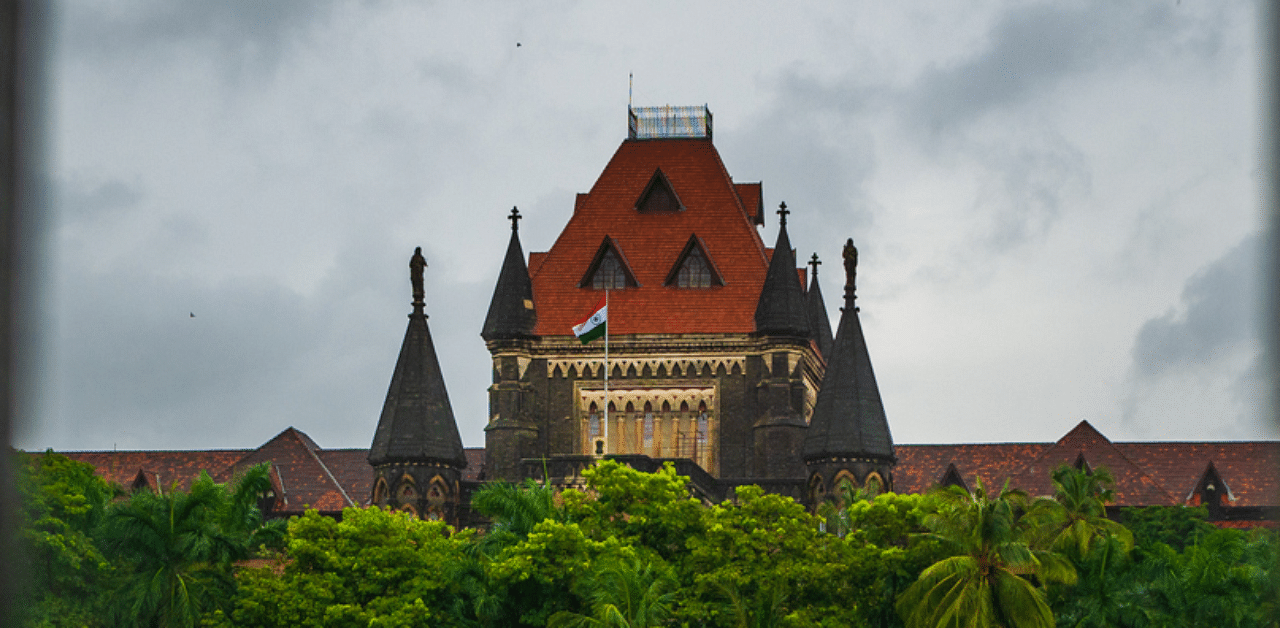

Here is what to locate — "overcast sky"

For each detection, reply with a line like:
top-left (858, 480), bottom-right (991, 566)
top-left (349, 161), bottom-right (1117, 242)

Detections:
top-left (16, 0), bottom-right (1272, 453)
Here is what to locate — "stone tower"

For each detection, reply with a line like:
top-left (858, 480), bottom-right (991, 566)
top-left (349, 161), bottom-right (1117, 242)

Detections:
top-left (803, 238), bottom-right (896, 505)
top-left (751, 203), bottom-right (812, 481)
top-left (368, 248), bottom-right (468, 522)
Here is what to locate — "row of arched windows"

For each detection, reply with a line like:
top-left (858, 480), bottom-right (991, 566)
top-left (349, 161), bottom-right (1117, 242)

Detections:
top-left (586, 400), bottom-right (713, 469)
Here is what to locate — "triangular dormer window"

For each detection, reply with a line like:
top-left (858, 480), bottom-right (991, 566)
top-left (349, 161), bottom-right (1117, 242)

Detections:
top-left (665, 235), bottom-right (723, 288)
top-left (1073, 452), bottom-right (1092, 474)
top-left (580, 236), bottom-right (639, 290)
top-left (939, 463), bottom-right (969, 492)
top-left (635, 168), bottom-right (684, 213)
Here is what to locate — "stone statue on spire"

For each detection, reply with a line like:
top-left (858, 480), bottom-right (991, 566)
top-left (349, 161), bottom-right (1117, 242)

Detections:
top-left (410, 246), bottom-right (427, 305)
top-left (843, 238), bottom-right (857, 302)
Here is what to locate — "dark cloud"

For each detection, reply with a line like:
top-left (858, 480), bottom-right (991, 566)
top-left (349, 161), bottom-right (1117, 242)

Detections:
top-left (59, 0), bottom-right (337, 79)
top-left (57, 176), bottom-right (145, 224)
top-left (905, 1), bottom-right (1214, 131)
top-left (1122, 233), bottom-right (1269, 437)
top-left (1130, 234), bottom-right (1261, 377)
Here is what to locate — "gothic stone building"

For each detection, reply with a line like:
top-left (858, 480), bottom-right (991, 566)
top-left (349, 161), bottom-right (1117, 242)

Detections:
top-left (57, 106), bottom-right (1278, 529)
top-left (478, 106), bottom-right (894, 503)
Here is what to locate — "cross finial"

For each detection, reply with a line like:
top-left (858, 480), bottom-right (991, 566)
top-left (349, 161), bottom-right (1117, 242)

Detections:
top-left (508, 206), bottom-right (521, 232)
top-left (809, 252), bottom-right (821, 277)
top-left (777, 201), bottom-right (789, 226)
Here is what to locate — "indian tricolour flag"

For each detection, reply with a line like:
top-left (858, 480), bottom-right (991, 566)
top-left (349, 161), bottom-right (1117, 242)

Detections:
top-left (572, 296), bottom-right (608, 344)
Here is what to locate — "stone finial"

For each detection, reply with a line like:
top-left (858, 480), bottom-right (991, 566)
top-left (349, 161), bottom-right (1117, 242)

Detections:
top-left (410, 246), bottom-right (427, 307)
top-left (777, 201), bottom-right (789, 226)
top-left (509, 206), bottom-right (521, 232)
top-left (809, 252), bottom-right (821, 279)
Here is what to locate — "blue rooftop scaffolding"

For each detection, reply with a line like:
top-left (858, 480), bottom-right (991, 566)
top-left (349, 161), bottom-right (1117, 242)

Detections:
top-left (628, 105), bottom-right (712, 140)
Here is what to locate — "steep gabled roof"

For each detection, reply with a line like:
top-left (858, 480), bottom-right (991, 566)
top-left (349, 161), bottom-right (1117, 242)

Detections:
top-left (368, 293), bottom-right (467, 469)
top-left (1006, 420), bottom-right (1176, 507)
top-left (754, 206), bottom-right (809, 336)
top-left (529, 138), bottom-right (770, 336)
top-left (218, 427), bottom-right (355, 513)
top-left (803, 239), bottom-right (892, 461)
top-left (482, 210), bottom-right (537, 341)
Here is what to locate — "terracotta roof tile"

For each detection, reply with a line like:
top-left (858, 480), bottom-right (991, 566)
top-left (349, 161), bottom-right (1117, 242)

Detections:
top-left (218, 427), bottom-right (356, 514)
top-left (530, 139), bottom-right (776, 336)
top-left (1115, 441), bottom-right (1280, 508)
top-left (62, 450), bottom-right (247, 492)
top-left (894, 443), bottom-right (1049, 494)
top-left (1006, 421), bottom-right (1178, 506)
top-left (318, 449), bottom-right (376, 506)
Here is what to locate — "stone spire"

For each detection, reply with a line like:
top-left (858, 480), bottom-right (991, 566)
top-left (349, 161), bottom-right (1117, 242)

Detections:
top-left (754, 202), bottom-right (809, 337)
top-left (806, 253), bottom-right (835, 359)
top-left (369, 249), bottom-right (467, 520)
top-left (482, 207), bottom-right (537, 341)
top-left (803, 238), bottom-right (894, 498)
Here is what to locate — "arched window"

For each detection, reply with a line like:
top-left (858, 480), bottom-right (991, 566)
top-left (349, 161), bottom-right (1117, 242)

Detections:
top-left (643, 402), bottom-right (655, 452)
top-left (588, 402), bottom-right (601, 440)
top-left (593, 248), bottom-right (628, 290)
top-left (677, 247), bottom-right (712, 288)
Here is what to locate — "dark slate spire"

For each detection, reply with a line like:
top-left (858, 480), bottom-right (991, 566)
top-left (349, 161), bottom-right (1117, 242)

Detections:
top-left (754, 202), bottom-right (810, 336)
top-left (482, 207), bottom-right (537, 341)
top-left (369, 250), bottom-right (467, 468)
top-left (806, 253), bottom-right (835, 359)
top-left (803, 238), bottom-right (894, 462)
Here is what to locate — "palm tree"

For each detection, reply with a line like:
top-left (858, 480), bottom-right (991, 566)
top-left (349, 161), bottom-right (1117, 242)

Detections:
top-left (896, 478), bottom-right (1076, 628)
top-left (470, 478), bottom-right (558, 553)
top-left (547, 556), bottom-right (677, 628)
top-left (101, 464), bottom-right (272, 628)
top-left (1027, 465), bottom-right (1132, 560)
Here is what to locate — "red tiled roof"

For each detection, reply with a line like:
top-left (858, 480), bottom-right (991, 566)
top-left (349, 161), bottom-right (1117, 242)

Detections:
top-left (530, 138), bottom-right (776, 336)
top-left (63, 449), bottom-right (248, 492)
top-left (1006, 421), bottom-right (1177, 506)
top-left (463, 448), bottom-right (486, 482)
top-left (217, 427), bottom-right (356, 514)
top-left (1116, 441), bottom-right (1280, 508)
top-left (318, 449), bottom-right (376, 506)
top-left (894, 443), bottom-right (1049, 494)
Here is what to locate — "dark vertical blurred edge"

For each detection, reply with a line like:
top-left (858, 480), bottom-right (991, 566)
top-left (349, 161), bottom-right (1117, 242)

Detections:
top-left (3, 0), bottom-right (48, 625)
top-left (1267, 1), bottom-right (1280, 620)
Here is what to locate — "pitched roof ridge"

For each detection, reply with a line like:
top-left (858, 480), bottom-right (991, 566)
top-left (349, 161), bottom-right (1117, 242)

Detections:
top-left (300, 434), bottom-right (355, 507)
top-left (1015, 420), bottom-right (1177, 504)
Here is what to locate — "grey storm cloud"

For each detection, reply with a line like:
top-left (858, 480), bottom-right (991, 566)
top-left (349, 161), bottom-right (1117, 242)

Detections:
top-left (905, 1), bottom-right (1207, 131)
top-left (60, 0), bottom-right (337, 81)
top-left (1130, 234), bottom-right (1263, 378)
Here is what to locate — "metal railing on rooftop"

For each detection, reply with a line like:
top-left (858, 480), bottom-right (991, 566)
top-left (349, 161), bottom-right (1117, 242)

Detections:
top-left (628, 105), bottom-right (712, 140)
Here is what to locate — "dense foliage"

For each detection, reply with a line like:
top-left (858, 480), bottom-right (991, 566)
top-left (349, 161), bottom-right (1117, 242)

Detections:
top-left (16, 454), bottom-right (1278, 627)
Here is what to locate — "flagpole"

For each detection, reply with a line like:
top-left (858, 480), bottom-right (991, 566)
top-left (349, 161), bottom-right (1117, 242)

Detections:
top-left (603, 289), bottom-right (610, 455)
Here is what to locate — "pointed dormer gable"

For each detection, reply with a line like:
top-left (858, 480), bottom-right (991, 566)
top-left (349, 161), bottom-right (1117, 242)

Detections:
top-left (754, 203), bottom-right (809, 336)
top-left (1191, 461), bottom-right (1234, 512)
top-left (579, 236), bottom-right (639, 290)
top-left (939, 463), bottom-right (968, 492)
top-left (482, 207), bottom-right (537, 341)
top-left (665, 234), bottom-right (724, 288)
top-left (635, 168), bottom-right (684, 213)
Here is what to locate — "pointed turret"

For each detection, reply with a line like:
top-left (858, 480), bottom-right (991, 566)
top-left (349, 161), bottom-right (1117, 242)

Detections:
top-left (754, 203), bottom-right (809, 337)
top-left (482, 207), bottom-right (537, 341)
top-left (806, 253), bottom-right (835, 359)
top-left (804, 238), bottom-right (894, 503)
top-left (369, 249), bottom-right (467, 521)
